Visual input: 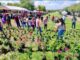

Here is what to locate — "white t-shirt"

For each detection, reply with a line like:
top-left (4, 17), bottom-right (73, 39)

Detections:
top-left (62, 16), bottom-right (66, 21)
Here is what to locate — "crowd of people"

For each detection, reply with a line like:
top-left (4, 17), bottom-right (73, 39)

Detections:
top-left (0, 11), bottom-right (77, 40)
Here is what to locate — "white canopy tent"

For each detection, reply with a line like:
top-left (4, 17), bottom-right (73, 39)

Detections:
top-left (5, 6), bottom-right (30, 12)
top-left (0, 5), bottom-right (30, 12)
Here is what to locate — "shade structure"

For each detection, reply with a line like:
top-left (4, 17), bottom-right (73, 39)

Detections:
top-left (0, 6), bottom-right (8, 10)
top-left (0, 5), bottom-right (30, 12)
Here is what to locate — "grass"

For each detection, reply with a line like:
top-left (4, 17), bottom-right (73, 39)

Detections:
top-left (47, 12), bottom-right (80, 32)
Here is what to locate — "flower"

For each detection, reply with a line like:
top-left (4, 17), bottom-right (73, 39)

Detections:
top-left (57, 50), bottom-right (62, 53)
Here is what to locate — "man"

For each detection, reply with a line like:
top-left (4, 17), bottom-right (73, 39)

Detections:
top-left (62, 11), bottom-right (67, 23)
top-left (72, 16), bottom-right (77, 29)
top-left (14, 15), bottom-right (20, 27)
top-left (36, 16), bottom-right (42, 36)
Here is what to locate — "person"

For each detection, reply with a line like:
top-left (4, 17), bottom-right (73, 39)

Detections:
top-left (19, 15), bottom-right (23, 27)
top-left (54, 16), bottom-right (59, 23)
top-left (22, 17), bottom-right (27, 28)
top-left (2, 14), bottom-right (6, 24)
top-left (54, 18), bottom-right (66, 40)
top-left (62, 11), bottom-right (67, 23)
top-left (31, 17), bottom-right (35, 31)
top-left (0, 18), bottom-right (3, 31)
top-left (41, 16), bottom-right (43, 21)
top-left (36, 16), bottom-right (42, 36)
top-left (52, 15), bottom-right (54, 21)
top-left (48, 14), bottom-right (50, 20)
top-left (72, 15), bottom-right (77, 29)
top-left (62, 15), bottom-right (66, 23)
top-left (43, 16), bottom-right (48, 30)
top-left (14, 15), bottom-right (20, 27)
top-left (6, 14), bottom-right (11, 26)
top-left (25, 16), bottom-right (28, 28)
top-left (27, 18), bottom-right (32, 30)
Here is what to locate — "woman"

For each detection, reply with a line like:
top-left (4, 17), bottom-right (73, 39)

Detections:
top-left (2, 14), bottom-right (6, 24)
top-left (54, 18), bottom-right (66, 40)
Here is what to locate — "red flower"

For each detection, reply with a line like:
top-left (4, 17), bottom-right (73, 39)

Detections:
top-left (57, 50), bottom-right (62, 53)
top-left (64, 47), bottom-right (69, 51)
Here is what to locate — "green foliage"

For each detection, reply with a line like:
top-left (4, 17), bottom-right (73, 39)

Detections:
top-left (20, 0), bottom-right (35, 10)
top-left (0, 12), bottom-right (80, 60)
top-left (6, 0), bottom-right (35, 10)
top-left (37, 5), bottom-right (46, 11)
top-left (0, 25), bottom-right (80, 60)
top-left (7, 3), bottom-right (20, 7)
top-left (65, 3), bottom-right (80, 11)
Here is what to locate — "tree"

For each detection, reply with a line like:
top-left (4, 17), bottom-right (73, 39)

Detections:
top-left (20, 0), bottom-right (35, 10)
top-left (65, 3), bottom-right (80, 11)
top-left (37, 5), bottom-right (46, 11)
top-left (7, 3), bottom-right (20, 7)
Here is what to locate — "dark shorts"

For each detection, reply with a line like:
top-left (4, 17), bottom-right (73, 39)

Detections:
top-left (0, 27), bottom-right (2, 31)
top-left (32, 25), bottom-right (35, 28)
top-left (44, 24), bottom-right (47, 27)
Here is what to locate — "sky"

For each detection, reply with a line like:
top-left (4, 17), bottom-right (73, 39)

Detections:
top-left (34, 0), bottom-right (80, 10)
top-left (0, 0), bottom-right (80, 10)
top-left (0, 0), bottom-right (20, 4)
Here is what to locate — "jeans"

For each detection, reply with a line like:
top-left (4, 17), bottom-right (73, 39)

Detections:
top-left (72, 22), bottom-right (76, 29)
top-left (57, 30), bottom-right (65, 40)
top-left (36, 27), bottom-right (42, 36)
top-left (22, 22), bottom-right (26, 28)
